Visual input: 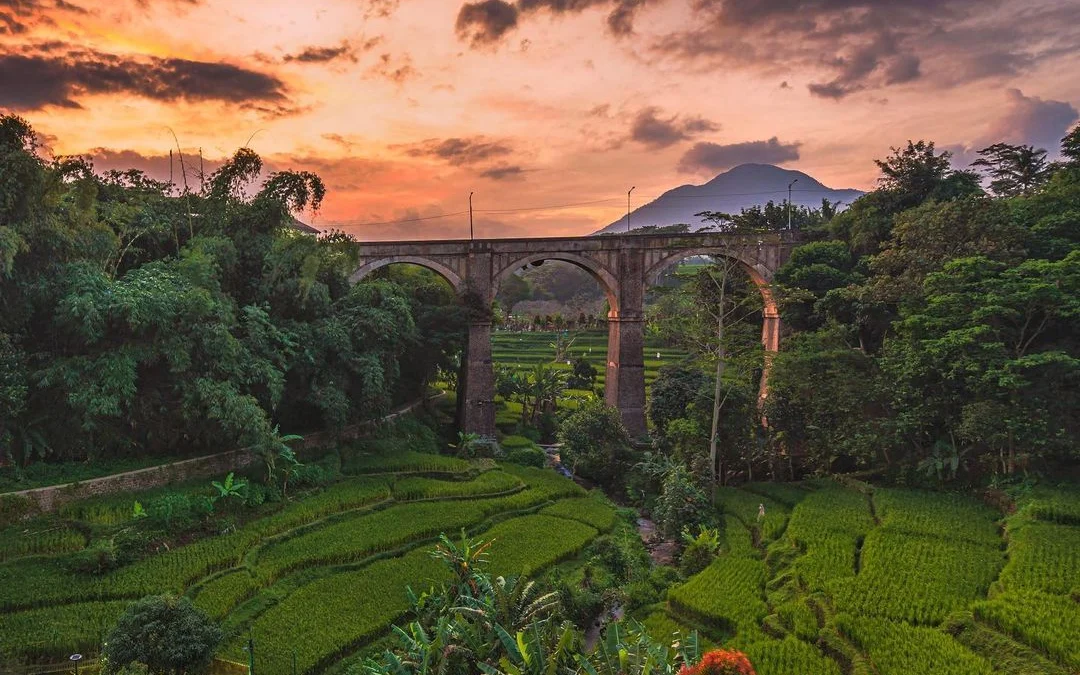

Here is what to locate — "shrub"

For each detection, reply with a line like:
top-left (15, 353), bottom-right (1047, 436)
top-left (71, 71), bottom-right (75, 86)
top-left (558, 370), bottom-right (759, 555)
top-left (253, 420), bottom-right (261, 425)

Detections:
top-left (557, 399), bottom-right (632, 491)
top-left (505, 446), bottom-right (547, 467)
top-left (680, 526), bottom-right (722, 576)
top-left (103, 595), bottom-right (223, 675)
top-left (146, 492), bottom-right (213, 531)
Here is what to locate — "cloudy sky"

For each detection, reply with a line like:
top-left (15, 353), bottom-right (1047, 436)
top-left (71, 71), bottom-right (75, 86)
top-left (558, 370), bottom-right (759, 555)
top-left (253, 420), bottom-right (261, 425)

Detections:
top-left (2, 0), bottom-right (1079, 239)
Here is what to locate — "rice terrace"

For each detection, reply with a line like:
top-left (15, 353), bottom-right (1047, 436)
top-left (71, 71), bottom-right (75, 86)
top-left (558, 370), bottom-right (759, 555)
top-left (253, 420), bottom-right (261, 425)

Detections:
top-left (1, 1), bottom-right (1080, 674)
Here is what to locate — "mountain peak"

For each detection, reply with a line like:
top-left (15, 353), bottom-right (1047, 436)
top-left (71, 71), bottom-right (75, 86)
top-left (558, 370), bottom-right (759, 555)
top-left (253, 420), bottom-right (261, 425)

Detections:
top-left (596, 165), bottom-right (864, 234)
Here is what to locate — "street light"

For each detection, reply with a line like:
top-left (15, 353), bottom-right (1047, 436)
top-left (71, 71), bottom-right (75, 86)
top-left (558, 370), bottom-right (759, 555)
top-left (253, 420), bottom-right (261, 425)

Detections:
top-left (70, 653), bottom-right (82, 675)
top-left (626, 186), bottom-right (635, 234)
top-left (787, 178), bottom-right (798, 230)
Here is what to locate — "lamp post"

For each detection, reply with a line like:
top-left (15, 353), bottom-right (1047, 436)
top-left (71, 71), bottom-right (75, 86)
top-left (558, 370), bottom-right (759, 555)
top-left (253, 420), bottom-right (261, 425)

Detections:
top-left (70, 653), bottom-right (82, 675)
top-left (626, 186), bottom-right (635, 234)
top-left (787, 178), bottom-right (798, 230)
top-left (469, 191), bottom-right (474, 240)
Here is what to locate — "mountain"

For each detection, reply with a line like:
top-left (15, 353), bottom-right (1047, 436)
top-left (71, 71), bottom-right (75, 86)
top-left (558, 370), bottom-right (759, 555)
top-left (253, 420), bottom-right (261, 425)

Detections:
top-left (595, 164), bottom-right (865, 234)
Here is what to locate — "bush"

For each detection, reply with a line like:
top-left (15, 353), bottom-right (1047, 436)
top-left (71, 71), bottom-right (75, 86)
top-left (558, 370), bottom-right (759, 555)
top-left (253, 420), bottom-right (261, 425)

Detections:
top-left (103, 595), bottom-right (222, 675)
top-left (557, 399), bottom-right (632, 491)
top-left (66, 538), bottom-right (120, 575)
top-left (680, 526), bottom-right (721, 576)
top-left (505, 446), bottom-right (546, 467)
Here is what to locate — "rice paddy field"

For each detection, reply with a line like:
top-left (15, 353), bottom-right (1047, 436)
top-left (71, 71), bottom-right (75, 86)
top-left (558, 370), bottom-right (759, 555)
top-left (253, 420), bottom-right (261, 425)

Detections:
top-left (644, 479), bottom-right (1080, 675)
top-left (0, 447), bottom-right (615, 674)
top-left (490, 329), bottom-right (687, 432)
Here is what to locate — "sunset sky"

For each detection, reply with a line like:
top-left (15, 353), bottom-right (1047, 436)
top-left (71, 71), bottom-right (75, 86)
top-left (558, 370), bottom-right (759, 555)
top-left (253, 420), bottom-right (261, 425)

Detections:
top-left (2, 0), bottom-right (1079, 239)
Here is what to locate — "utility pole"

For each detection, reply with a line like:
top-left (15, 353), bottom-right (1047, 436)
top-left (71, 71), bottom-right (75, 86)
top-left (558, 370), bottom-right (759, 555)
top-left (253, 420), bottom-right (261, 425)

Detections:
top-left (469, 191), bottom-right (474, 240)
top-left (627, 186), bottom-right (635, 234)
top-left (787, 178), bottom-right (798, 230)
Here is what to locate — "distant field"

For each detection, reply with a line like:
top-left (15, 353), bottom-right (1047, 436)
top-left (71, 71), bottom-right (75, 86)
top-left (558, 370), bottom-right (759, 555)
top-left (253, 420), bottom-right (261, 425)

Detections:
top-left (491, 329), bottom-right (688, 391)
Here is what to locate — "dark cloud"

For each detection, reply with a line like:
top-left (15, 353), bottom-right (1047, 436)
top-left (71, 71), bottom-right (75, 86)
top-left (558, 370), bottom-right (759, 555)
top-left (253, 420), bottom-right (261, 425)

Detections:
top-left (402, 136), bottom-right (514, 166)
top-left (629, 106), bottom-right (718, 149)
top-left (455, 0), bottom-right (653, 47)
top-left (480, 164), bottom-right (525, 180)
top-left (0, 48), bottom-right (290, 112)
top-left (456, 0), bottom-right (519, 47)
top-left (651, 0), bottom-right (1080, 100)
top-left (283, 39), bottom-right (381, 64)
top-left (985, 89), bottom-right (1079, 153)
top-left (677, 137), bottom-right (801, 174)
top-left (366, 52), bottom-right (416, 83)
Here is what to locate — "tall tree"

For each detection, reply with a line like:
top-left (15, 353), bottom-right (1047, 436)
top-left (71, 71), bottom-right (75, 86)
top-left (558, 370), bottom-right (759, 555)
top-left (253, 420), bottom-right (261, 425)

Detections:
top-left (972, 143), bottom-right (1052, 197)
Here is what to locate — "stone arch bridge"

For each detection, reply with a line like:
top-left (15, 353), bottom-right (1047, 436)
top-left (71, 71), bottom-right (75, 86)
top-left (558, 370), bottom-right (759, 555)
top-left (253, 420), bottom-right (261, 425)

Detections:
top-left (351, 232), bottom-right (800, 438)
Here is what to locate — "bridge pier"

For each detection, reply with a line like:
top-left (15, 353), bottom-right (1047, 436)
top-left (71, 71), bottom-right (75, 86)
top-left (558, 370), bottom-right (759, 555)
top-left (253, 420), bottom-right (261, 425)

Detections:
top-left (461, 319), bottom-right (496, 438)
top-left (605, 314), bottom-right (647, 438)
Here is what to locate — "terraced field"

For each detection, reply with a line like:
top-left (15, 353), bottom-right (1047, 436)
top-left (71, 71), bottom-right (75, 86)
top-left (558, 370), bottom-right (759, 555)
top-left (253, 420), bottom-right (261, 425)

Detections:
top-left (491, 329), bottom-right (687, 391)
top-left (0, 451), bottom-right (615, 673)
top-left (645, 480), bottom-right (1080, 675)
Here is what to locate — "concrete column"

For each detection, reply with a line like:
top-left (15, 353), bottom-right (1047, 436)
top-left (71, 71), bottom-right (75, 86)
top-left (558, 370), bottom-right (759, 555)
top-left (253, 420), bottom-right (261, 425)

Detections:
top-left (460, 244), bottom-right (496, 439)
top-left (605, 248), bottom-right (647, 438)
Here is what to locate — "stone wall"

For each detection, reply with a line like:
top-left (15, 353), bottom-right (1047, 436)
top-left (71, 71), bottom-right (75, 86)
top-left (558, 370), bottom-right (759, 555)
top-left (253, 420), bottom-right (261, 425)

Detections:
top-left (1, 395), bottom-right (435, 518)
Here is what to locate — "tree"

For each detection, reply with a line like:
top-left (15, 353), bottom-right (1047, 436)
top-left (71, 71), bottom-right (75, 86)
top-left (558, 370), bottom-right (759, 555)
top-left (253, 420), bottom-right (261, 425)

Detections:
top-left (972, 143), bottom-right (1053, 197)
top-left (103, 595), bottom-right (222, 675)
top-left (1060, 123), bottom-right (1080, 167)
top-left (874, 140), bottom-right (953, 204)
top-left (648, 365), bottom-right (709, 433)
top-left (557, 399), bottom-right (631, 490)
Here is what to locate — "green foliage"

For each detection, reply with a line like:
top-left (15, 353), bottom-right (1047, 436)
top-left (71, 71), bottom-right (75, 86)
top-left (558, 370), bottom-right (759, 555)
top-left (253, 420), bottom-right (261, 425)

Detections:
top-left (103, 595), bottom-right (223, 675)
top-left (679, 526), bottom-right (721, 576)
top-left (557, 398), bottom-right (632, 490)
top-left (669, 557), bottom-right (768, 639)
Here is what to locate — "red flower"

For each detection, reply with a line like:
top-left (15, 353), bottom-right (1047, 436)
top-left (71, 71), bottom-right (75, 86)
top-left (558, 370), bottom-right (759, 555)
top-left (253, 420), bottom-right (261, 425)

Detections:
top-left (678, 649), bottom-right (756, 675)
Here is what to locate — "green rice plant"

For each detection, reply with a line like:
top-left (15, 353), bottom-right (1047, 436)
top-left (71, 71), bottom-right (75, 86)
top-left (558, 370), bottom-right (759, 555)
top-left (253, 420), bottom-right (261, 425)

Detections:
top-left (668, 556), bottom-right (767, 637)
top-left (343, 450), bottom-right (470, 475)
top-left (0, 600), bottom-right (129, 663)
top-left (1023, 486), bottom-right (1080, 525)
top-left (774, 598), bottom-right (819, 642)
top-left (229, 548), bottom-right (448, 675)
top-left (873, 489), bottom-right (1002, 547)
top-left (715, 487), bottom-right (789, 543)
top-left (499, 464), bottom-right (586, 501)
top-left (234, 510), bottom-right (603, 674)
top-left (997, 520), bottom-right (1080, 595)
top-left (639, 610), bottom-right (712, 650)
top-left (484, 514), bottom-right (598, 576)
top-left (391, 471), bottom-right (523, 501)
top-left (972, 591), bottom-right (1080, 669)
top-left (0, 478), bottom-right (391, 610)
top-left (741, 482), bottom-right (813, 509)
top-left (781, 486), bottom-right (874, 592)
top-left (829, 528), bottom-right (1003, 624)
top-left (0, 523), bottom-right (85, 561)
top-left (254, 500), bottom-right (496, 578)
top-left (741, 636), bottom-right (842, 675)
top-left (946, 611), bottom-right (1073, 675)
top-left (722, 516), bottom-right (756, 559)
top-left (837, 614), bottom-right (992, 675)
top-left (193, 570), bottom-right (258, 620)
top-left (539, 497), bottom-right (617, 531)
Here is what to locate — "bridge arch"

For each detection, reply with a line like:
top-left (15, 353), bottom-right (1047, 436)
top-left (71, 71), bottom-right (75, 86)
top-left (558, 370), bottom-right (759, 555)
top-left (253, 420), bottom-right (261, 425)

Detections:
top-left (642, 247), bottom-right (781, 409)
top-left (349, 255), bottom-right (466, 294)
top-left (494, 252), bottom-right (620, 315)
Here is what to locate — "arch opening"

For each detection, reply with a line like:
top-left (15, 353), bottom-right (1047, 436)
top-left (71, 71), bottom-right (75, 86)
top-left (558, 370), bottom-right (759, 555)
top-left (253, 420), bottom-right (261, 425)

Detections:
top-left (350, 255), bottom-right (465, 294)
top-left (494, 253), bottom-right (619, 317)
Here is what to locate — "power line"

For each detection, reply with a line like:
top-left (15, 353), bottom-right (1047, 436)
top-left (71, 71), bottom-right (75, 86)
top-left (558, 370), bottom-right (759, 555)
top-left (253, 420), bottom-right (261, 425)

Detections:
top-left (338, 187), bottom-right (849, 229)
